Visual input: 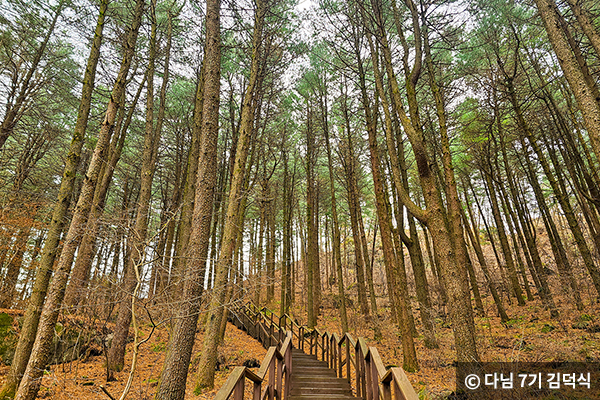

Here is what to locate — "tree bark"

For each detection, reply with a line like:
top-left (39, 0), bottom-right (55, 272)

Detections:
top-left (534, 0), bottom-right (600, 159)
top-left (306, 104), bottom-right (318, 329)
top-left (108, 0), bottom-right (163, 371)
top-left (0, 1), bottom-right (108, 396)
top-left (373, 0), bottom-right (478, 363)
top-left (194, 0), bottom-right (264, 388)
top-left (0, 1), bottom-right (64, 150)
top-left (322, 89), bottom-right (348, 332)
top-left (154, 0), bottom-right (221, 397)
top-left (14, 2), bottom-right (144, 398)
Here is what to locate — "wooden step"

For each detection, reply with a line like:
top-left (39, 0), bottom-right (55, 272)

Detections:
top-left (294, 361), bottom-right (330, 368)
top-left (287, 341), bottom-right (360, 399)
top-left (292, 368), bottom-right (338, 376)
top-left (290, 387), bottom-right (353, 396)
top-left (292, 376), bottom-right (350, 385)
top-left (288, 396), bottom-right (362, 400)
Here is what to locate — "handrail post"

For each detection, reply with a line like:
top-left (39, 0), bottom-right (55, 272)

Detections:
top-left (324, 334), bottom-right (328, 363)
top-left (269, 354), bottom-right (276, 400)
top-left (253, 380), bottom-right (261, 400)
top-left (269, 313), bottom-right (274, 347)
top-left (356, 345), bottom-right (361, 397)
top-left (358, 346), bottom-right (366, 400)
top-left (365, 353), bottom-right (371, 400)
top-left (332, 337), bottom-right (337, 372)
top-left (345, 339), bottom-right (350, 383)
top-left (338, 339), bottom-right (343, 378)
top-left (371, 354), bottom-right (379, 400)
top-left (328, 335), bottom-right (332, 368)
top-left (233, 376), bottom-right (244, 400)
top-left (285, 337), bottom-right (292, 399)
top-left (382, 380), bottom-right (391, 400)
top-left (277, 355), bottom-right (283, 399)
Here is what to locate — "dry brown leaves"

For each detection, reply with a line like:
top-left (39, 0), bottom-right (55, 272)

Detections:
top-left (0, 321), bottom-right (266, 400)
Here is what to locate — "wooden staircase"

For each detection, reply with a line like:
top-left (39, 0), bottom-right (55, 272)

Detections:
top-left (289, 348), bottom-right (361, 400)
top-left (215, 302), bottom-right (418, 400)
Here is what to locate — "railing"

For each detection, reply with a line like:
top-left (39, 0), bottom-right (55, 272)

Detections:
top-left (216, 301), bottom-right (419, 400)
top-left (215, 304), bottom-right (292, 400)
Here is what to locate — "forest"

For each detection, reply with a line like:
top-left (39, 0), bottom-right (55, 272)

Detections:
top-left (1, 0), bottom-right (600, 398)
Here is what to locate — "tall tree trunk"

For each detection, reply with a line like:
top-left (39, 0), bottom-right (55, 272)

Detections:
top-left (322, 90), bottom-right (348, 332)
top-left (373, 0), bottom-right (478, 363)
top-left (194, 0), bottom-right (264, 390)
top-left (256, 187), bottom-right (266, 305)
top-left (483, 171), bottom-right (526, 306)
top-left (0, 2), bottom-right (108, 396)
top-left (0, 2), bottom-right (63, 150)
top-left (108, 0), bottom-right (162, 370)
top-left (280, 149), bottom-right (295, 315)
top-left (154, 0), bottom-right (221, 397)
top-left (353, 31), bottom-right (418, 368)
top-left (18, 230), bottom-right (45, 302)
top-left (266, 186), bottom-right (276, 302)
top-left (0, 227), bottom-right (32, 308)
top-left (461, 186), bottom-right (509, 323)
top-left (306, 104), bottom-right (317, 329)
top-left (509, 80), bottom-right (600, 296)
top-left (533, 0), bottom-right (600, 159)
top-left (64, 74), bottom-right (145, 308)
top-left (170, 64), bottom-right (205, 296)
top-left (13, 2), bottom-right (144, 398)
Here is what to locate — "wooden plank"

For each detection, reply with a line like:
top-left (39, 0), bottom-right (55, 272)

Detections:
top-left (257, 347), bottom-right (277, 379)
top-left (369, 347), bottom-right (388, 379)
top-left (245, 368), bottom-right (263, 383)
top-left (391, 368), bottom-right (419, 400)
top-left (215, 367), bottom-right (246, 400)
top-left (233, 377), bottom-right (245, 400)
top-left (357, 337), bottom-right (369, 358)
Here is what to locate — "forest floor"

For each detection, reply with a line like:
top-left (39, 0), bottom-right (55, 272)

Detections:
top-left (305, 289), bottom-right (600, 399)
top-left (0, 320), bottom-right (267, 400)
top-left (1, 290), bottom-right (600, 399)
top-left (2, 228), bottom-right (600, 399)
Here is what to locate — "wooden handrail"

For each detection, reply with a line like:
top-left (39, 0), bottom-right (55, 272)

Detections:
top-left (215, 305), bottom-right (293, 400)
top-left (236, 302), bottom-right (419, 400)
top-left (222, 301), bottom-right (419, 400)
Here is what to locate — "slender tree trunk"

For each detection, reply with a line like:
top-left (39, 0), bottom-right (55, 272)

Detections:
top-left (0, 227), bottom-right (32, 308)
top-left (322, 91), bottom-right (348, 332)
top-left (461, 188), bottom-right (509, 323)
top-left (154, 0), bottom-right (221, 397)
top-left (18, 231), bottom-right (45, 302)
top-left (281, 149), bottom-right (295, 314)
top-left (306, 105), bottom-right (317, 329)
top-left (256, 189), bottom-right (266, 305)
top-left (359, 207), bottom-right (377, 314)
top-left (373, 0), bottom-right (478, 362)
top-left (0, 2), bottom-right (64, 150)
top-left (64, 74), bottom-right (145, 308)
top-left (266, 187), bottom-right (276, 302)
top-left (484, 171), bottom-right (526, 306)
top-left (0, 2), bottom-right (108, 397)
top-left (510, 85), bottom-right (600, 296)
top-left (13, 3), bottom-right (144, 399)
top-left (170, 64), bottom-right (205, 295)
top-left (109, 1), bottom-right (162, 370)
top-left (194, 0), bottom-right (264, 390)
top-left (533, 0), bottom-right (600, 159)
top-left (353, 37), bottom-right (418, 368)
